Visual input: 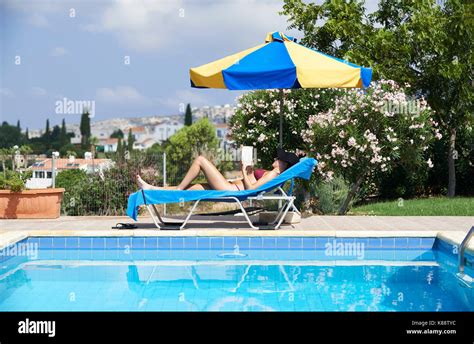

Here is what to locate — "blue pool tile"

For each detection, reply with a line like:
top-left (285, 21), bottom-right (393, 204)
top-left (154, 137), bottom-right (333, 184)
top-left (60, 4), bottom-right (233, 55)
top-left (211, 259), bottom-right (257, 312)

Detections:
top-left (184, 237), bottom-right (197, 249)
top-left (249, 237), bottom-right (263, 249)
top-left (355, 238), bottom-right (369, 247)
top-left (196, 237), bottom-right (210, 250)
top-left (65, 237), bottom-right (79, 249)
top-left (302, 237), bottom-right (315, 250)
top-left (27, 237), bottom-right (40, 248)
top-left (289, 237), bottom-right (302, 249)
top-left (236, 237), bottom-right (250, 250)
top-left (0, 250), bottom-right (6, 262)
top-left (133, 237), bottom-right (146, 249)
top-left (39, 237), bottom-right (54, 249)
top-left (381, 238), bottom-right (395, 249)
top-left (118, 237), bottom-right (132, 249)
top-left (315, 237), bottom-right (329, 249)
top-left (368, 238), bottom-right (381, 249)
top-left (52, 237), bottom-right (66, 249)
top-left (421, 237), bottom-right (435, 249)
top-left (78, 237), bottom-right (92, 249)
top-left (92, 237), bottom-right (106, 249)
top-left (407, 237), bottom-right (421, 249)
top-left (210, 237), bottom-right (223, 249)
top-left (276, 237), bottom-right (289, 249)
top-left (262, 237), bottom-right (276, 249)
top-left (144, 237), bottom-right (158, 249)
top-left (339, 237), bottom-right (355, 246)
top-left (170, 237), bottom-right (184, 249)
top-left (223, 237), bottom-right (237, 249)
top-left (394, 237), bottom-right (408, 249)
top-left (157, 237), bottom-right (171, 249)
top-left (105, 237), bottom-right (119, 249)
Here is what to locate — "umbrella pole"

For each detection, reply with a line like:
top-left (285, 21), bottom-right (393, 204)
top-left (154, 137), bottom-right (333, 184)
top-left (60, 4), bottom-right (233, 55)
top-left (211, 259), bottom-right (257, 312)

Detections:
top-left (279, 89), bottom-right (284, 148)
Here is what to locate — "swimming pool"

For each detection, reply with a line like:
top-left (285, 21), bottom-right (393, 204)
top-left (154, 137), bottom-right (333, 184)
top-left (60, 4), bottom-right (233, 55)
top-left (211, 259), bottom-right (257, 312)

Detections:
top-left (0, 236), bottom-right (473, 311)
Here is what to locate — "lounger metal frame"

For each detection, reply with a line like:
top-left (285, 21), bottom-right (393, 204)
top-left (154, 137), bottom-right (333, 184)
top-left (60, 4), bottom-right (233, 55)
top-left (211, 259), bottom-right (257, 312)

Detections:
top-left (141, 184), bottom-right (298, 230)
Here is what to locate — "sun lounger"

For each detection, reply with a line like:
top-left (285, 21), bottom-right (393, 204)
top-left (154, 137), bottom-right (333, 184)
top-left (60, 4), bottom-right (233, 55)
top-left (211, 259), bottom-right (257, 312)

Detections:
top-left (126, 157), bottom-right (317, 230)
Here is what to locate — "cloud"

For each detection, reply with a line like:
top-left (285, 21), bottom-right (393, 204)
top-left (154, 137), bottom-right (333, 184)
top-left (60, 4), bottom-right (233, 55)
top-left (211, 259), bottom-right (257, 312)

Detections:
top-left (30, 87), bottom-right (47, 97)
top-left (81, 23), bottom-right (103, 33)
top-left (86, 0), bottom-right (292, 52)
top-left (156, 89), bottom-right (212, 111)
top-left (96, 86), bottom-right (150, 105)
top-left (27, 13), bottom-right (49, 27)
top-left (0, 88), bottom-right (14, 98)
top-left (50, 47), bottom-right (68, 57)
top-left (99, 0), bottom-right (181, 51)
top-left (3, 0), bottom-right (69, 13)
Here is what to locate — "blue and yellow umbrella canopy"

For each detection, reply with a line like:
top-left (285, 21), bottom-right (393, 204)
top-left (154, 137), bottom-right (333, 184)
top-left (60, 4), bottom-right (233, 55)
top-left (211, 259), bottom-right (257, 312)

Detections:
top-left (190, 32), bottom-right (372, 90)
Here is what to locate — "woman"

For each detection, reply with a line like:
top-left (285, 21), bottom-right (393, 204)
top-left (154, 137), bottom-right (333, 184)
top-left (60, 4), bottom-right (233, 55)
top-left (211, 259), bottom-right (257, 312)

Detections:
top-left (137, 148), bottom-right (300, 191)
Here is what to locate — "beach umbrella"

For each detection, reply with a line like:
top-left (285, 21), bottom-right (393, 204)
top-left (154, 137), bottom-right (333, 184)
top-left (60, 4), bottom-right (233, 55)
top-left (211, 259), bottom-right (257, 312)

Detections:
top-left (190, 32), bottom-right (372, 146)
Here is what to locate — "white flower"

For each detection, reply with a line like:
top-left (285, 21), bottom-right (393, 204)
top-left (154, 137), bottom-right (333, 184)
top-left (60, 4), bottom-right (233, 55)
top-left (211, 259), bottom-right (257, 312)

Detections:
top-left (348, 137), bottom-right (357, 147)
top-left (427, 159), bottom-right (434, 168)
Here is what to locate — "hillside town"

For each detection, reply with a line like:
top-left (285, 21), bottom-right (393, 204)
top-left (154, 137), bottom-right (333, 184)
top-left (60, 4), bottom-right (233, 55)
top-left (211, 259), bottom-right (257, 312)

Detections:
top-left (10, 105), bottom-right (237, 189)
top-left (26, 105), bottom-right (235, 153)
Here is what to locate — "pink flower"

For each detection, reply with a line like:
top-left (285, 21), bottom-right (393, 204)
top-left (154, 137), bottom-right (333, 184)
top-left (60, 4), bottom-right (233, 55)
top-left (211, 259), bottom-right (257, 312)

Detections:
top-left (348, 137), bottom-right (357, 147)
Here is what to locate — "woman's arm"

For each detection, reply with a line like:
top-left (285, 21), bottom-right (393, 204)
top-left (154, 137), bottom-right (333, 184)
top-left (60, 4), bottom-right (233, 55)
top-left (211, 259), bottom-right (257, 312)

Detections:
top-left (241, 163), bottom-right (278, 190)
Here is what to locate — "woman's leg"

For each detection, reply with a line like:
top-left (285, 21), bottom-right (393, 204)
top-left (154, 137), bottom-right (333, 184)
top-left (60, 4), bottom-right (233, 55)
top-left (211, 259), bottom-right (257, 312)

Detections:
top-left (137, 156), bottom-right (234, 191)
top-left (177, 156), bottom-right (233, 190)
top-left (185, 183), bottom-right (211, 190)
top-left (137, 175), bottom-right (178, 190)
top-left (136, 174), bottom-right (210, 191)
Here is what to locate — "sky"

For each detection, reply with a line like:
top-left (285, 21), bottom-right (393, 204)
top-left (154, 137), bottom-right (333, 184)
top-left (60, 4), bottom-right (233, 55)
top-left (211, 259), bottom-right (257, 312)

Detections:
top-left (0, 0), bottom-right (379, 131)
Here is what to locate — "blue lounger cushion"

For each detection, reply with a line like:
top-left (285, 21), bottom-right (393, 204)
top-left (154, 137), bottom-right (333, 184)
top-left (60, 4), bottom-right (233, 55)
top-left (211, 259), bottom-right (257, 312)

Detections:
top-left (127, 157), bottom-right (317, 221)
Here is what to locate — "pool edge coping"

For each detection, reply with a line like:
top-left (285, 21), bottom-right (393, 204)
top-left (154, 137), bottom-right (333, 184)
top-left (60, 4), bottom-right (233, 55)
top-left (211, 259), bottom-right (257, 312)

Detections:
top-left (1, 229), bottom-right (473, 255)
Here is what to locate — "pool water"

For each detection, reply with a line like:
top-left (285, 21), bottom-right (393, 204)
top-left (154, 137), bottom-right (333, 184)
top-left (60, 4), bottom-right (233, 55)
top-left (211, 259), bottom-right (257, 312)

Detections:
top-left (0, 236), bottom-right (473, 311)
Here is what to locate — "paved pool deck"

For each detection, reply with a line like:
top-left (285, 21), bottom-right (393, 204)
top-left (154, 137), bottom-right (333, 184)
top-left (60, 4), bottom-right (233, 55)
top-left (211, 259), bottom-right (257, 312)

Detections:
top-left (1, 215), bottom-right (473, 251)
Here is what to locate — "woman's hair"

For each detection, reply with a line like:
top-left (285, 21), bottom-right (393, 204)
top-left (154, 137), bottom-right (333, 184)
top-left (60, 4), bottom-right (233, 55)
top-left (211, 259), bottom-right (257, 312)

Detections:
top-left (276, 148), bottom-right (301, 168)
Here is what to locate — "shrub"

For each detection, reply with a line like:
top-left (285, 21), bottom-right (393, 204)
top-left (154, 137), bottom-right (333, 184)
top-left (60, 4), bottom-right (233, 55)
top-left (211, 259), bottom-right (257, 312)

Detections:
top-left (0, 170), bottom-right (32, 192)
top-left (303, 80), bottom-right (441, 213)
top-left (311, 175), bottom-right (354, 214)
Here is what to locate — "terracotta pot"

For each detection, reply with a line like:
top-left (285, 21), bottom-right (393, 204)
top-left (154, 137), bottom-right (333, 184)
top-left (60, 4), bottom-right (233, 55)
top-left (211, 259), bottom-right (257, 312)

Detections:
top-left (0, 188), bottom-right (65, 219)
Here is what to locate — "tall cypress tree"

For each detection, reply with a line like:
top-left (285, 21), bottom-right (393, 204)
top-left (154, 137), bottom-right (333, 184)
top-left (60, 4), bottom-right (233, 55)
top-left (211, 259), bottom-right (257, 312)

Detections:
top-left (127, 130), bottom-right (135, 152)
top-left (45, 119), bottom-right (50, 137)
top-left (43, 119), bottom-right (51, 149)
top-left (80, 111), bottom-right (91, 148)
top-left (60, 118), bottom-right (69, 146)
top-left (16, 120), bottom-right (20, 130)
top-left (184, 103), bottom-right (193, 126)
top-left (116, 137), bottom-right (123, 156)
top-left (25, 127), bottom-right (29, 141)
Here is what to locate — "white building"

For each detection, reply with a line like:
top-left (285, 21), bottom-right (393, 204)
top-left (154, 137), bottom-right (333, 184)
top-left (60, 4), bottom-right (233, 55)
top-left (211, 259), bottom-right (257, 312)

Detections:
top-left (26, 156), bottom-right (113, 189)
top-left (192, 104), bottom-right (235, 124)
top-left (133, 138), bottom-right (157, 150)
top-left (99, 138), bottom-right (119, 153)
top-left (152, 121), bottom-right (183, 142)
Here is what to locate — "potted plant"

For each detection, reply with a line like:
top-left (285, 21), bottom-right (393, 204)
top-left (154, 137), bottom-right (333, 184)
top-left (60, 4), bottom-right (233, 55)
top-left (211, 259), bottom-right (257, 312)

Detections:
top-left (0, 165), bottom-right (65, 219)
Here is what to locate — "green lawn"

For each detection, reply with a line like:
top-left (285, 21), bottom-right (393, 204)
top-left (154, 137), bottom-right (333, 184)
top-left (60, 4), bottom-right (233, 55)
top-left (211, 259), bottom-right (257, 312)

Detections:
top-left (350, 197), bottom-right (474, 216)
